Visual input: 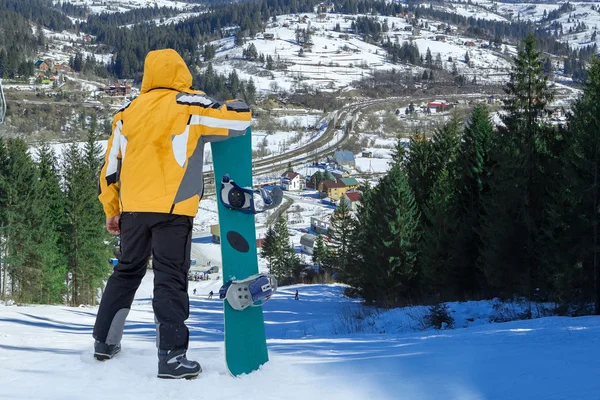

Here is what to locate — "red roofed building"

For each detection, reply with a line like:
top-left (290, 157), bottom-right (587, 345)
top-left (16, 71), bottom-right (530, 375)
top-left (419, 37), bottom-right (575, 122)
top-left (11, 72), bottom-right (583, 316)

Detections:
top-left (343, 191), bottom-right (362, 210)
top-left (427, 100), bottom-right (450, 113)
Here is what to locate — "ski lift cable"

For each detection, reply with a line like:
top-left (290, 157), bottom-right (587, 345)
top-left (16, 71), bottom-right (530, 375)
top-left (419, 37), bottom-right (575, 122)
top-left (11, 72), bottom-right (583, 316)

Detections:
top-left (0, 78), bottom-right (6, 124)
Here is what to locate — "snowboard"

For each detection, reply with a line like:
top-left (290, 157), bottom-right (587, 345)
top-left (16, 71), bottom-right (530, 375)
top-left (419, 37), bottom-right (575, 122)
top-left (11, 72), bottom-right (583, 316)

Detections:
top-left (211, 127), bottom-right (269, 376)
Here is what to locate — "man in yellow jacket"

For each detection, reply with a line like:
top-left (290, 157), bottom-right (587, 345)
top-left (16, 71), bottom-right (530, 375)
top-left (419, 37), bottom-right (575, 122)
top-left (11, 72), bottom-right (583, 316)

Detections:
top-left (92, 49), bottom-right (251, 379)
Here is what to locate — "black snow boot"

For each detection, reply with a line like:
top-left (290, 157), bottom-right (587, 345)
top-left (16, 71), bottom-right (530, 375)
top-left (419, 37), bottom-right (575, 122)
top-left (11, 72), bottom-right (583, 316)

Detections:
top-left (94, 340), bottom-right (121, 361)
top-left (157, 349), bottom-right (202, 380)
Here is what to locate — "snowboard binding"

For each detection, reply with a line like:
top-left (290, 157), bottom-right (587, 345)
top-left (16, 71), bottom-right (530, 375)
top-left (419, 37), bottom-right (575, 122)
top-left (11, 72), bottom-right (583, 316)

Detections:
top-left (219, 274), bottom-right (277, 311)
top-left (220, 175), bottom-right (283, 214)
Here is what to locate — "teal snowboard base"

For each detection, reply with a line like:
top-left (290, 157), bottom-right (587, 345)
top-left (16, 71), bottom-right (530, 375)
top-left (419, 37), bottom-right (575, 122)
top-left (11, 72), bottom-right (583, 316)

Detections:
top-left (211, 128), bottom-right (269, 376)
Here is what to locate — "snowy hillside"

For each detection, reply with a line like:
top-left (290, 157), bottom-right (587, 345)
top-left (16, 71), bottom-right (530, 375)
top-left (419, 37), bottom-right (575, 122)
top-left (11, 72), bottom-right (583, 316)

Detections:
top-left (468, 1), bottom-right (600, 50)
top-left (1, 271), bottom-right (599, 399)
top-left (210, 12), bottom-right (516, 92)
top-left (55, 0), bottom-right (197, 14)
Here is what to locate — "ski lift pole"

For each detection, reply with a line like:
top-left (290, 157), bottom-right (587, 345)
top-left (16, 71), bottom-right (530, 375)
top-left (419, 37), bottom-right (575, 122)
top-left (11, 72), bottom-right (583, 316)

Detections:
top-left (0, 78), bottom-right (6, 124)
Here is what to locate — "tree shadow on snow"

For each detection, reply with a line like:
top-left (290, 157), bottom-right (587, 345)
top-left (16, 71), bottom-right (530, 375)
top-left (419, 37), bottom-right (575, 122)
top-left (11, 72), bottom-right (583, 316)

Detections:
top-left (0, 343), bottom-right (83, 355)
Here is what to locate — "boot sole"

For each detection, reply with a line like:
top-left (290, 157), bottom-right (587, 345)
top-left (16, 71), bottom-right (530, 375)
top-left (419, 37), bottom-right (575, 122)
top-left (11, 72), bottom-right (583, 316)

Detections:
top-left (157, 369), bottom-right (202, 380)
top-left (94, 347), bottom-right (121, 361)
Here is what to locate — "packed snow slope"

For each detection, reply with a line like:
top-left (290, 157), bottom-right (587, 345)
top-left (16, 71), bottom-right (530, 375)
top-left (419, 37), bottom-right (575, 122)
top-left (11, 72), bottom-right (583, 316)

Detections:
top-left (1, 271), bottom-right (599, 400)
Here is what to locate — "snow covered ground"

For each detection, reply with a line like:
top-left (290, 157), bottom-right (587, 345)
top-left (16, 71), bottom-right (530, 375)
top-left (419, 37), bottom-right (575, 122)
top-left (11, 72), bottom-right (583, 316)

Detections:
top-left (1, 272), bottom-right (599, 399)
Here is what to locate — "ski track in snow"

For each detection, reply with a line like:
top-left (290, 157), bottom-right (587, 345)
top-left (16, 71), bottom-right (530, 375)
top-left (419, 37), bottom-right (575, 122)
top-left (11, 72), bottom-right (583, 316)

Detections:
top-left (1, 271), bottom-right (600, 399)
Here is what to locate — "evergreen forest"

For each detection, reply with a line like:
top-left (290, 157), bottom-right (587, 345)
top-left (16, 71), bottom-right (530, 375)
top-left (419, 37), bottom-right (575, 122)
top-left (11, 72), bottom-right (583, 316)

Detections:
top-left (261, 34), bottom-right (600, 315)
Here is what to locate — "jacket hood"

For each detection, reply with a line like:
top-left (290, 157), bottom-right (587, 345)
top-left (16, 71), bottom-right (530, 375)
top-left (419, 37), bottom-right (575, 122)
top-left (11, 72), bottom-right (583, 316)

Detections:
top-left (140, 49), bottom-right (193, 94)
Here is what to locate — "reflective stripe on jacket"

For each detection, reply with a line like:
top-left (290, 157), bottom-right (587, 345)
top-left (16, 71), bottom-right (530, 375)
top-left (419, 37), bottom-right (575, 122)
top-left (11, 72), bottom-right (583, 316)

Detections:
top-left (98, 48), bottom-right (251, 218)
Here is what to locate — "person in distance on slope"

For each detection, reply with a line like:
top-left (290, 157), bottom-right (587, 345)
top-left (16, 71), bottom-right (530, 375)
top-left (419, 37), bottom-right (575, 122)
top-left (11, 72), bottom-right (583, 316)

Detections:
top-left (93, 48), bottom-right (251, 380)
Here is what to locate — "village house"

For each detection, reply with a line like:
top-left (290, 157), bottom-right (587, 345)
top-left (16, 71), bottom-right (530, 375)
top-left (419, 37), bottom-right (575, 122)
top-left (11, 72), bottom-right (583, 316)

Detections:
top-left (100, 82), bottom-right (132, 96)
top-left (310, 217), bottom-right (331, 235)
top-left (321, 179), bottom-right (348, 200)
top-left (35, 60), bottom-right (49, 71)
top-left (435, 35), bottom-right (446, 42)
top-left (334, 150), bottom-right (355, 167)
top-left (343, 191), bottom-right (362, 211)
top-left (281, 171), bottom-right (305, 191)
top-left (318, 1), bottom-right (335, 12)
top-left (53, 64), bottom-right (72, 73)
top-left (307, 170), bottom-right (336, 189)
top-left (339, 177), bottom-right (358, 191)
top-left (263, 33), bottom-right (275, 40)
top-left (464, 41), bottom-right (476, 47)
top-left (361, 150), bottom-right (373, 158)
top-left (300, 234), bottom-right (317, 255)
top-left (427, 100), bottom-right (450, 113)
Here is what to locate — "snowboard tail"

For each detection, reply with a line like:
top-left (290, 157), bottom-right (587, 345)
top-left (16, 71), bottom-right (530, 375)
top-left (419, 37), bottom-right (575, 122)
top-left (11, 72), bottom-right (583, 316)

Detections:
top-left (212, 127), bottom-right (269, 376)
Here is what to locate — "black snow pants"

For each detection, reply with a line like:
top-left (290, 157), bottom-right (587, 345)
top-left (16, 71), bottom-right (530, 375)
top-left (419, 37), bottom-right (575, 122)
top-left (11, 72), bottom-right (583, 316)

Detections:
top-left (93, 212), bottom-right (193, 352)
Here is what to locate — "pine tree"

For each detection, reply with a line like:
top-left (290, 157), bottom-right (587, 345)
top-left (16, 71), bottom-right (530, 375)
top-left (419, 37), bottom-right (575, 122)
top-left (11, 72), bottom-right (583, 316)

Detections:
top-left (1, 139), bottom-right (39, 302)
top-left (344, 183), bottom-right (372, 291)
top-left (0, 138), bottom-right (8, 298)
top-left (404, 133), bottom-right (435, 217)
top-left (270, 215), bottom-right (298, 283)
top-left (430, 111), bottom-right (462, 182)
top-left (81, 132), bottom-right (112, 303)
top-left (452, 104), bottom-right (494, 297)
top-left (260, 226), bottom-right (276, 274)
top-left (61, 143), bottom-right (86, 305)
top-left (426, 47), bottom-right (433, 68)
top-left (328, 198), bottom-right (353, 280)
top-left (354, 166), bottom-right (420, 307)
top-left (420, 169), bottom-right (457, 299)
top-left (61, 133), bottom-right (111, 306)
top-left (312, 170), bottom-right (324, 190)
top-left (33, 143), bottom-right (67, 303)
top-left (235, 29), bottom-right (244, 47)
top-left (502, 32), bottom-right (553, 135)
top-left (311, 234), bottom-right (328, 274)
top-left (543, 58), bottom-right (553, 74)
top-left (570, 57), bottom-right (600, 313)
top-left (481, 33), bottom-right (557, 300)
top-left (245, 79), bottom-right (256, 105)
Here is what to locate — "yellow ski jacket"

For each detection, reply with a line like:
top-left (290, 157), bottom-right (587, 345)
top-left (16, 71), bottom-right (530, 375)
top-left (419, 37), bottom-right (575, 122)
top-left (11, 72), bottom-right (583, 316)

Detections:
top-left (98, 49), bottom-right (252, 219)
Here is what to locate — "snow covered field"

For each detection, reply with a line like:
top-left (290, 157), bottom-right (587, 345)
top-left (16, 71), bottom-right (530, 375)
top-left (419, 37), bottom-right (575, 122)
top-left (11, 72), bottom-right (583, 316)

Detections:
top-left (1, 272), bottom-right (599, 400)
